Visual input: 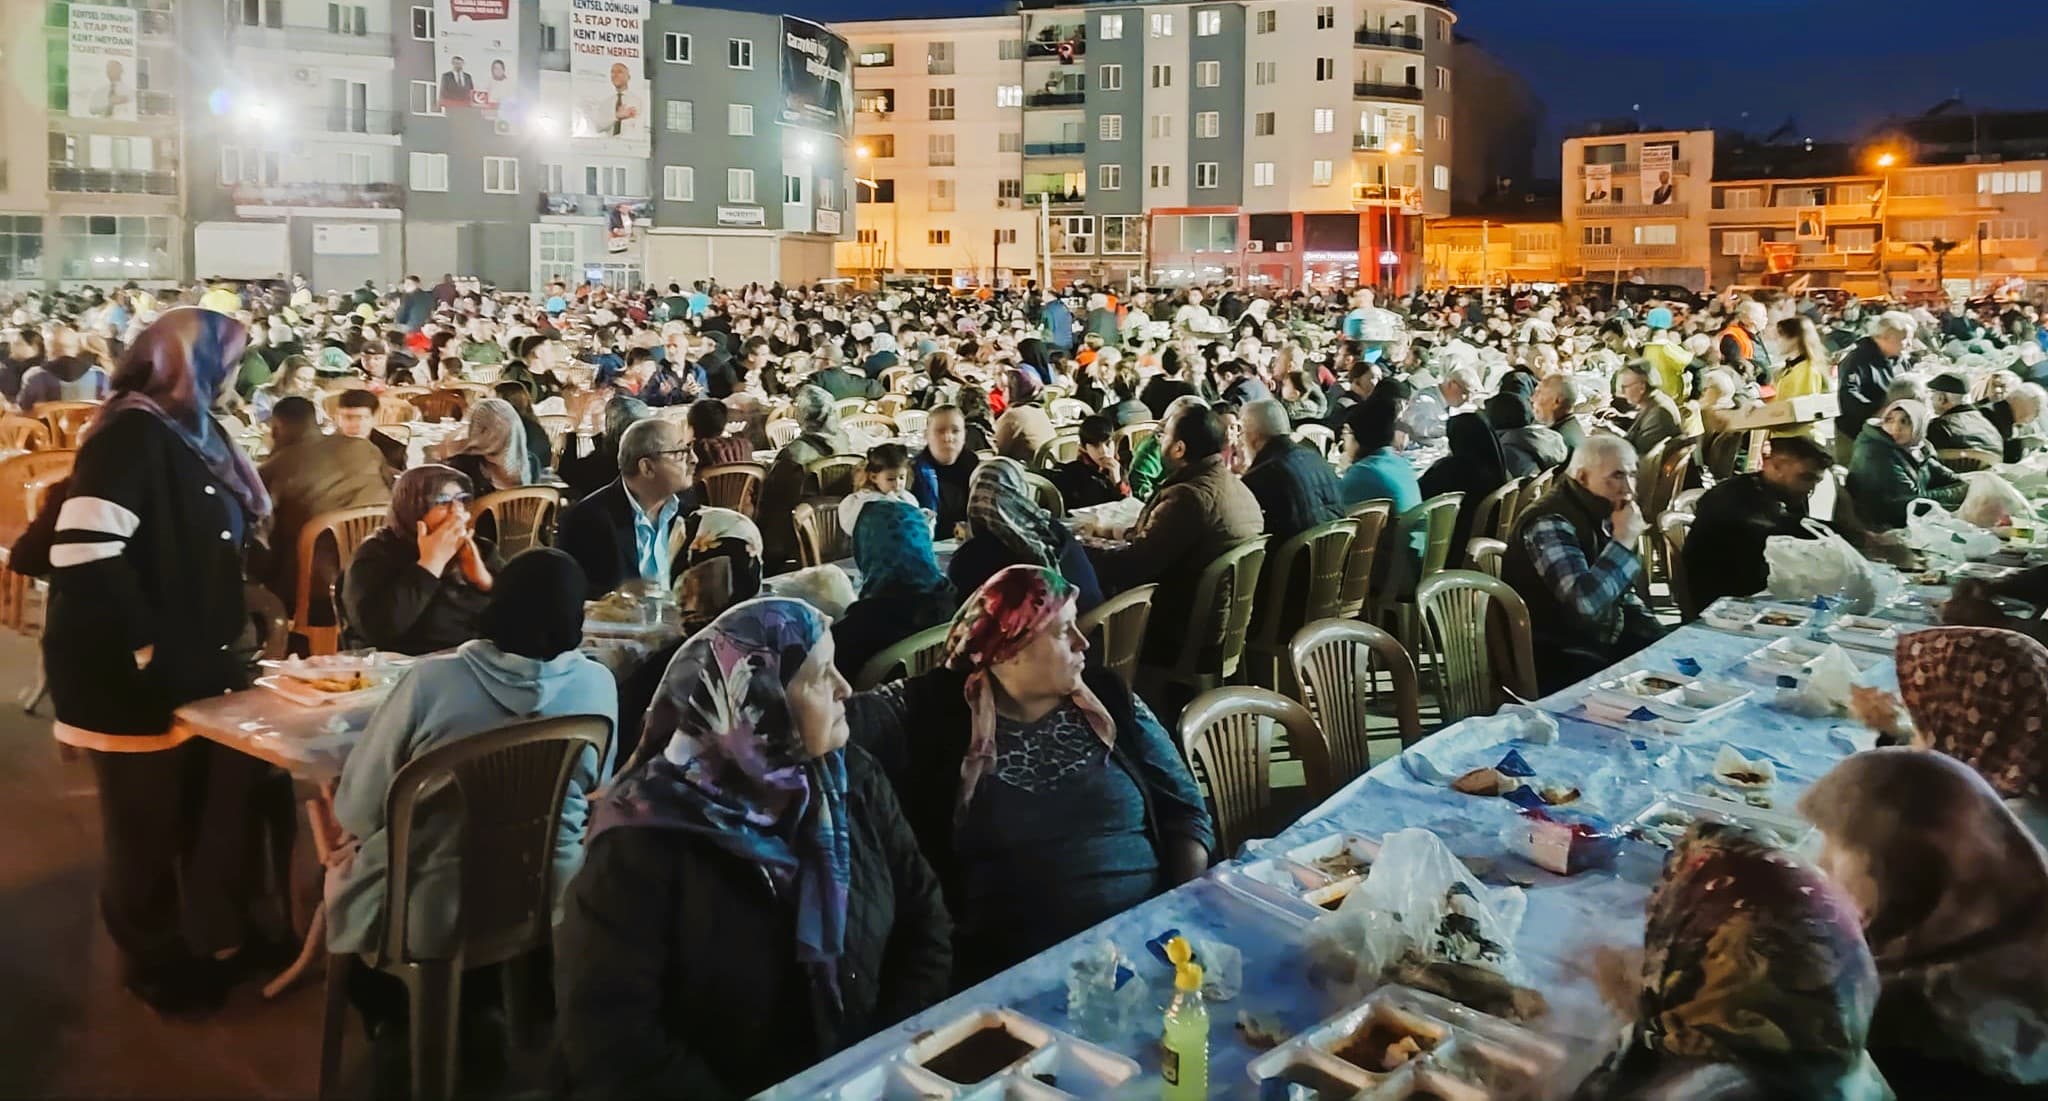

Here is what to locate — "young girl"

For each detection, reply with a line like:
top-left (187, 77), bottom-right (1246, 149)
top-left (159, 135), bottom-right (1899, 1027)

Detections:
top-left (837, 442), bottom-right (925, 532)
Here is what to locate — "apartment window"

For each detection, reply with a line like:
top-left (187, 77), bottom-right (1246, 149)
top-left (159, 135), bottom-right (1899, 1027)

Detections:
top-left (999, 39), bottom-right (1023, 60)
top-left (328, 4), bottom-right (367, 34)
top-left (1311, 159), bottom-right (1335, 186)
top-left (998, 179), bottom-right (1022, 200)
top-left (927, 41), bottom-right (954, 75)
top-left (928, 230), bottom-right (952, 246)
top-left (1980, 170), bottom-right (2044, 195)
top-left (664, 100), bottom-right (694, 132)
top-left (1256, 9), bottom-right (1276, 33)
top-left (856, 229), bottom-right (878, 244)
top-left (1836, 227), bottom-right (1877, 253)
top-left (1582, 142), bottom-right (1627, 166)
top-left (999, 131), bottom-right (1021, 153)
top-left (855, 178), bottom-right (895, 203)
top-left (586, 165), bottom-right (627, 194)
top-left (477, 156), bottom-right (512, 192)
top-left (1149, 12), bottom-right (1173, 36)
top-left (857, 44), bottom-right (893, 66)
top-left (1312, 108), bottom-right (1334, 134)
top-left (1099, 164), bottom-right (1122, 191)
top-left (543, 163), bottom-right (565, 193)
top-left (1434, 115), bottom-right (1448, 142)
top-left (1982, 218), bottom-right (2035, 240)
top-left (408, 80), bottom-right (442, 116)
top-left (1436, 15), bottom-right (1450, 39)
top-left (1433, 164), bottom-right (1449, 190)
top-left (1899, 219), bottom-right (1951, 241)
top-left (1148, 164), bottom-right (1170, 188)
top-left (727, 168), bottom-right (756, 203)
top-left (1774, 185), bottom-right (1826, 207)
top-left (663, 165), bottom-right (695, 201)
top-left (1254, 61), bottom-right (1277, 86)
top-left (1718, 187), bottom-right (1761, 210)
top-left (997, 84), bottom-right (1022, 108)
top-left (1196, 9), bottom-right (1221, 35)
top-left (1099, 64), bottom-right (1123, 91)
top-left (1100, 14), bottom-right (1123, 39)
top-left (1315, 5), bottom-right (1335, 29)
top-left (1582, 226), bottom-right (1613, 246)
top-left (818, 178), bottom-right (839, 210)
top-left (1899, 172), bottom-right (1955, 197)
top-left (1195, 162), bottom-right (1219, 188)
top-left (325, 78), bottom-right (369, 133)
top-left (869, 135), bottom-right (896, 158)
top-left (335, 151), bottom-right (372, 184)
top-left (1432, 66), bottom-right (1449, 90)
top-left (728, 103), bottom-right (754, 136)
top-left (1099, 114), bottom-right (1123, 141)
top-left (782, 174), bottom-right (803, 204)
top-left (929, 133), bottom-right (955, 166)
top-left (409, 5), bottom-right (433, 39)
top-left (929, 178), bottom-right (955, 211)
top-left (1255, 112), bottom-right (1275, 136)
top-left (928, 87), bottom-right (955, 120)
top-left (1196, 61), bottom-right (1220, 87)
top-left (408, 151), bottom-right (448, 192)
top-left (1150, 65), bottom-right (1171, 88)
top-left (1633, 224), bottom-right (1677, 246)
top-left (1196, 111), bottom-right (1220, 138)
top-left (857, 89), bottom-right (893, 114)
top-left (1315, 58), bottom-right (1334, 81)
top-left (996, 228), bottom-right (1018, 245)
top-left (1150, 114), bottom-right (1172, 139)
top-left (664, 32), bottom-right (691, 63)
top-left (725, 38), bottom-right (752, 68)
top-left (1253, 162), bottom-right (1275, 187)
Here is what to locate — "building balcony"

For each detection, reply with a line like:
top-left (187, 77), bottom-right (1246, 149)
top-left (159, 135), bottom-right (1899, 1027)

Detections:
top-left (1354, 81), bottom-right (1424, 102)
top-left (1354, 133), bottom-right (1419, 152)
top-left (231, 181), bottom-right (404, 211)
top-left (49, 167), bottom-right (176, 195)
top-left (138, 90), bottom-right (176, 119)
top-left (1023, 190), bottom-right (1086, 206)
top-left (1579, 243), bottom-right (1684, 263)
top-left (1026, 32), bottom-right (1085, 60)
top-left (1352, 182), bottom-right (1413, 204)
top-left (1354, 29), bottom-right (1424, 50)
top-left (1025, 90), bottom-right (1086, 108)
top-left (1024, 142), bottom-right (1085, 157)
top-left (224, 22), bottom-right (395, 58)
top-left (540, 193), bottom-right (653, 218)
top-left (304, 108), bottom-right (405, 137)
top-left (1577, 160), bottom-right (1693, 178)
top-left (1577, 202), bottom-right (1690, 219)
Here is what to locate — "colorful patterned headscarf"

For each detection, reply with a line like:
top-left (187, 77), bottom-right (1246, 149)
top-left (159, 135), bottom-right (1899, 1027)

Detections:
top-left (852, 498), bottom-right (952, 602)
top-left (92, 307), bottom-right (270, 520)
top-left (943, 564), bottom-right (1113, 817)
top-left (967, 456), bottom-right (1061, 568)
top-left (1896, 626), bottom-right (2048, 800)
top-left (591, 598), bottom-right (852, 999)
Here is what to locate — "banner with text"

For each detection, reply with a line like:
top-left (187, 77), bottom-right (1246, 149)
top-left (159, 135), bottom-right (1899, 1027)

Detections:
top-left (1582, 163), bottom-right (1612, 204)
top-left (570, 0), bottom-right (648, 154)
top-left (436, 0), bottom-right (518, 111)
top-left (778, 16), bottom-right (851, 139)
top-left (1641, 144), bottom-right (1677, 206)
top-left (68, 4), bottom-right (138, 121)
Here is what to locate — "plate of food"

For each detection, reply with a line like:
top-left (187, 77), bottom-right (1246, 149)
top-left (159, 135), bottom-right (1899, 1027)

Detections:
top-left (583, 591), bottom-right (667, 636)
top-left (1626, 792), bottom-right (1814, 852)
top-left (1221, 833), bottom-right (1380, 924)
top-left (1743, 636), bottom-right (1885, 682)
top-left (254, 656), bottom-right (407, 708)
top-left (1825, 614), bottom-right (1900, 651)
top-left (1585, 670), bottom-right (1692, 714)
top-left (1643, 680), bottom-right (1753, 724)
top-left (1699, 599), bottom-right (1764, 632)
top-left (1750, 606), bottom-right (1813, 635)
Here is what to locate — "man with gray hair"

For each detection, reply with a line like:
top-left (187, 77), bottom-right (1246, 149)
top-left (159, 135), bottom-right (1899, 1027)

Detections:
top-left (1238, 397), bottom-right (1344, 539)
top-left (1402, 364), bottom-right (1479, 442)
top-left (553, 416), bottom-right (696, 598)
top-left (1836, 309), bottom-right (1916, 463)
top-left (1501, 433), bottom-right (1665, 691)
top-left (1533, 373), bottom-right (1584, 455)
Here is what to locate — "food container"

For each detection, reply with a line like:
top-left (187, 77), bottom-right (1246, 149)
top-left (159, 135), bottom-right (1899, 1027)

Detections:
top-left (1642, 681), bottom-right (1752, 724)
top-left (1218, 833), bottom-right (1380, 925)
top-left (1583, 670), bottom-right (1691, 714)
top-left (1699, 598), bottom-right (1763, 632)
top-left (1824, 615), bottom-right (1899, 651)
top-left (1504, 807), bottom-right (1622, 876)
top-left (1749, 606), bottom-right (1813, 635)
top-left (254, 652), bottom-right (411, 708)
top-left (1251, 986), bottom-right (1567, 1101)
top-left (1741, 637), bottom-right (1884, 682)
top-left (828, 1009), bottom-right (1138, 1101)
top-left (908, 1011), bottom-right (1051, 1085)
top-left (1625, 792), bottom-right (1815, 854)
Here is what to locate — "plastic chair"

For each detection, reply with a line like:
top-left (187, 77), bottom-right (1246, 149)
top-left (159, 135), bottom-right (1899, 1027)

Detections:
top-left (803, 455), bottom-right (862, 497)
top-left (243, 582), bottom-right (292, 662)
top-left (1048, 398), bottom-right (1092, 425)
top-left (293, 505), bottom-right (388, 657)
top-left (1113, 421), bottom-right (1158, 464)
top-left (1022, 470), bottom-right (1066, 517)
top-left (378, 393), bottom-right (419, 426)
top-left (1669, 487), bottom-right (1705, 516)
top-left (1032, 431), bottom-right (1082, 470)
top-left (1661, 512), bottom-right (1699, 621)
top-left (1077, 584), bottom-right (1156, 688)
top-left (1415, 569), bottom-right (1539, 724)
top-left (879, 366), bottom-right (913, 393)
top-left (1178, 686), bottom-right (1334, 856)
top-left (0, 414), bottom-right (51, 451)
top-left (791, 499), bottom-right (851, 568)
top-left (1490, 476), bottom-right (1528, 539)
top-left (835, 397), bottom-right (870, 419)
top-left (1140, 536), bottom-right (1269, 699)
top-left (874, 393), bottom-right (911, 419)
top-left (316, 715), bottom-right (613, 1101)
top-left (408, 390), bottom-right (470, 423)
top-left (896, 409), bottom-right (928, 440)
top-left (536, 414), bottom-right (573, 464)
top-left (474, 486), bottom-right (560, 557)
top-left (1245, 519), bottom-right (1358, 695)
top-left (1936, 447), bottom-right (2001, 473)
top-left (1334, 499), bottom-right (1393, 619)
top-left (853, 623), bottom-right (952, 691)
top-left (766, 418), bottom-right (802, 449)
top-left (843, 412), bottom-right (897, 437)
top-left (1368, 492), bottom-right (1463, 654)
top-left (1290, 618), bottom-right (1424, 784)
top-left (1292, 423), bottom-right (1335, 459)
top-left (1466, 536), bottom-right (1507, 579)
top-left (697, 463), bottom-right (767, 516)
top-left (34, 401), bottom-right (100, 447)
top-left (1465, 481), bottom-right (1519, 565)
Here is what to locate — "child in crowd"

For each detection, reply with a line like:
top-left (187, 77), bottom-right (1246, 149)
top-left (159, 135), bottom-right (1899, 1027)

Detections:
top-left (837, 442), bottom-right (926, 532)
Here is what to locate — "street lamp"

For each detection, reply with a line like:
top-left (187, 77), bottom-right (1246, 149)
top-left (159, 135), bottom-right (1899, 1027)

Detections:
top-left (1380, 140), bottom-right (1405, 294)
top-left (1871, 149), bottom-right (1902, 294)
top-left (852, 145), bottom-right (898, 280)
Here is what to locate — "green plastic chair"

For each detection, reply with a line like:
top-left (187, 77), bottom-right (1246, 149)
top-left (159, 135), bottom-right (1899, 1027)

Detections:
top-left (1245, 518), bottom-right (1358, 696)
top-left (1290, 618), bottom-right (1425, 783)
top-left (1178, 686), bottom-right (1334, 856)
top-left (1415, 569), bottom-right (1539, 724)
top-left (1078, 584), bottom-right (1157, 689)
top-left (1139, 536), bottom-right (1269, 700)
top-left (1334, 499), bottom-right (1393, 620)
top-left (853, 622), bottom-right (953, 691)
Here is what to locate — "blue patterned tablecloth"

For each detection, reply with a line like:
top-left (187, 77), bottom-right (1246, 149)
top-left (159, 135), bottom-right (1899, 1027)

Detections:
top-left (758, 619), bottom-right (1894, 1099)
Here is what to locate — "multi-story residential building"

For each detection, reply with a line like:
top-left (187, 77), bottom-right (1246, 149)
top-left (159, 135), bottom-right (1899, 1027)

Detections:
top-left (1561, 128), bottom-right (1716, 291)
top-left (832, 16), bottom-right (1036, 285)
top-left (1448, 34), bottom-right (1540, 210)
top-left (1423, 192), bottom-right (1563, 288)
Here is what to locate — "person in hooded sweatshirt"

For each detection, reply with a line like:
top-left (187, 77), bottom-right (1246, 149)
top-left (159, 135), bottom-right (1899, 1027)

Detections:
top-left (19, 327), bottom-right (110, 410)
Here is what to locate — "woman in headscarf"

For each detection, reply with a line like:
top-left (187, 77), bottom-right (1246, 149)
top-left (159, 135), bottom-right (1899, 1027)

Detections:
top-left (832, 500), bottom-right (958, 682)
top-left (439, 396), bottom-right (535, 492)
top-left (1846, 398), bottom-right (1968, 530)
top-left (1801, 749), bottom-right (2048, 1092)
top-left (1485, 390), bottom-right (1569, 477)
top-left (760, 384), bottom-right (854, 569)
top-left (947, 456), bottom-right (1103, 612)
top-left (955, 383), bottom-right (997, 455)
top-left (1420, 411), bottom-right (1510, 568)
top-left (44, 307), bottom-right (280, 1014)
top-left (992, 365), bottom-right (1056, 465)
top-left (1575, 823), bottom-right (1891, 1100)
top-left (340, 464), bottom-right (499, 655)
top-left (555, 599), bottom-right (952, 1100)
top-left (911, 350), bottom-right (965, 411)
top-left (1891, 627), bottom-right (2046, 802)
top-left (850, 565), bottom-right (1211, 985)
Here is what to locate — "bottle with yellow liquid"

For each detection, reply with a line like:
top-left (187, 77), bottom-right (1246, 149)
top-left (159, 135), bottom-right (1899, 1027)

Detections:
top-left (1161, 936), bottom-right (1209, 1100)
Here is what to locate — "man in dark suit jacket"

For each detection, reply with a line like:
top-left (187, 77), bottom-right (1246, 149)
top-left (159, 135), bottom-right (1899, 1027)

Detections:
top-left (439, 59), bottom-right (475, 106)
top-left (554, 419), bottom-right (695, 598)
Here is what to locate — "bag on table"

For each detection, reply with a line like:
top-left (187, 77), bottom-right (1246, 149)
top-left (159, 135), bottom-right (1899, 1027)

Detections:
top-left (1765, 518), bottom-right (1901, 612)
top-left (1305, 828), bottom-right (1528, 1001)
top-left (1905, 497), bottom-right (2003, 562)
top-left (1955, 470), bottom-right (2035, 530)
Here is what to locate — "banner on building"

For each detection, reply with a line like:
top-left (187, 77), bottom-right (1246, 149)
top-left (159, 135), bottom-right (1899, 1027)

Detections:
top-left (436, 0), bottom-right (518, 111)
top-left (570, 0), bottom-right (649, 153)
top-left (815, 209), bottom-right (842, 236)
top-left (717, 206), bottom-right (766, 227)
top-left (68, 4), bottom-right (138, 121)
top-left (1641, 144), bottom-right (1677, 206)
top-left (1796, 207), bottom-right (1827, 242)
top-left (313, 224), bottom-right (381, 255)
top-left (1582, 164), bottom-right (1612, 204)
top-left (778, 17), bottom-right (852, 138)
top-left (605, 197), bottom-right (653, 253)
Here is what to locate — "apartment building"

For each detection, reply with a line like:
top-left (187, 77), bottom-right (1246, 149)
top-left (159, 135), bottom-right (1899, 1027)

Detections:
top-left (832, 16), bottom-right (1036, 285)
top-left (1424, 196), bottom-right (1564, 288)
top-left (1561, 128), bottom-right (1716, 291)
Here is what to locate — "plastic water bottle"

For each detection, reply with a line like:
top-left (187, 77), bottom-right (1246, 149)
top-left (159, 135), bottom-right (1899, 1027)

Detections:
top-left (1161, 936), bottom-right (1208, 1100)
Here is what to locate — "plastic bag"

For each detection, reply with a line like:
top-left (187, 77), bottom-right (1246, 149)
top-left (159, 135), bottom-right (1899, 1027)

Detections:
top-left (1955, 470), bottom-right (2035, 530)
top-left (1305, 828), bottom-right (1528, 998)
top-left (1765, 519), bottom-right (1901, 612)
top-left (1905, 498), bottom-right (2003, 562)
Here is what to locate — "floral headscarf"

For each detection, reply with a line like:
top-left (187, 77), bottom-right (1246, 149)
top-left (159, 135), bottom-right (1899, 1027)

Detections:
top-left (591, 598), bottom-right (851, 999)
top-left (452, 396), bottom-right (529, 490)
top-left (1895, 626), bottom-right (2048, 799)
top-left (943, 565), bottom-right (1113, 817)
top-left (967, 456), bottom-right (1061, 568)
top-left (92, 307), bottom-right (270, 520)
top-left (852, 498), bottom-right (951, 602)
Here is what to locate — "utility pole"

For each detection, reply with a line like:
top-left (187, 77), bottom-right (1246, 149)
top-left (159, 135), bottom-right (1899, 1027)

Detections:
top-left (1479, 219), bottom-right (1489, 306)
top-left (1039, 192), bottom-right (1052, 289)
top-left (991, 226), bottom-right (1001, 287)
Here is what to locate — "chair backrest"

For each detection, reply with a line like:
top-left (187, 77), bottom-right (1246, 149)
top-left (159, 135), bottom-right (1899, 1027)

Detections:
top-left (0, 449), bottom-right (75, 547)
top-left (1166, 537), bottom-right (1269, 679)
top-left (1669, 487), bottom-right (1705, 516)
top-left (1633, 438), bottom-right (1669, 507)
top-left (1416, 492), bottom-right (1465, 580)
top-left (803, 454), bottom-right (863, 497)
top-left (1644, 436), bottom-right (1697, 522)
top-left (766, 418), bottom-right (802, 449)
top-left (243, 582), bottom-right (292, 662)
top-left (895, 409), bottom-right (928, 440)
top-left (293, 504), bottom-right (389, 653)
top-left (376, 714), bottom-right (612, 968)
top-left (1661, 511), bottom-right (1698, 621)
top-left (1077, 583), bottom-right (1156, 688)
top-left (1290, 618), bottom-right (1423, 781)
top-left (408, 389), bottom-right (469, 423)
top-left (536, 413), bottom-right (573, 463)
top-left (879, 366), bottom-right (913, 393)
top-left (474, 486), bottom-right (561, 557)
top-left (1113, 420), bottom-right (1157, 463)
top-left (1048, 398), bottom-right (1092, 426)
top-left (1032, 431), bottom-right (1082, 470)
top-left (1292, 423), bottom-right (1335, 460)
top-left (698, 462), bottom-right (767, 516)
top-left (377, 394), bottom-right (419, 426)
top-left (873, 393), bottom-right (911, 419)
top-left (36, 401), bottom-right (100, 447)
top-left (1491, 475), bottom-right (1528, 538)
top-left (1415, 569), bottom-right (1538, 724)
top-left (835, 397), bottom-right (870, 418)
top-left (1335, 499), bottom-right (1393, 618)
top-left (1465, 536), bottom-right (1507, 579)
top-left (852, 622), bottom-right (953, 691)
top-left (1022, 470), bottom-right (1066, 517)
top-left (1466, 481), bottom-right (1518, 561)
top-left (0, 414), bottom-right (52, 451)
top-left (1253, 518), bottom-right (1358, 650)
top-left (1520, 467), bottom-right (1556, 507)
top-left (1178, 686), bottom-right (1333, 856)
top-left (843, 412), bottom-right (897, 437)
top-left (1936, 447), bottom-right (2002, 473)
top-left (791, 499), bottom-right (851, 568)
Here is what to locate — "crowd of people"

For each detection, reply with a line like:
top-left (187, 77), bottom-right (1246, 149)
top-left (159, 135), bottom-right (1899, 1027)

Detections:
top-left (5, 268), bottom-right (2048, 1097)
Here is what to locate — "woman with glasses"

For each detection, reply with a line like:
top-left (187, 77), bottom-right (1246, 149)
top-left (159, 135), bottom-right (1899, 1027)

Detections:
top-left (340, 464), bottom-right (500, 655)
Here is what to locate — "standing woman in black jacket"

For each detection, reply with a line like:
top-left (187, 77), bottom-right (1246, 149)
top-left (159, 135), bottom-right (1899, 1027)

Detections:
top-left (44, 307), bottom-right (277, 1013)
top-left (555, 598), bottom-right (952, 1100)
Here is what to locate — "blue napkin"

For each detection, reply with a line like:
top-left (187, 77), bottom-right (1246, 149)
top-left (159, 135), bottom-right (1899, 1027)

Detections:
top-left (1674, 657), bottom-right (1702, 677)
top-left (1496, 749), bottom-right (1536, 777)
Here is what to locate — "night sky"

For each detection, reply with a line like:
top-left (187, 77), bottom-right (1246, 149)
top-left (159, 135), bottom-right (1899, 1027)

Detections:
top-left (747, 0), bottom-right (2048, 171)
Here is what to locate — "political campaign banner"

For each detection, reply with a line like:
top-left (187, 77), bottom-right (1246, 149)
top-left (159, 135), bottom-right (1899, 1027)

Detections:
top-left (436, 0), bottom-right (518, 111)
top-left (68, 5), bottom-right (138, 121)
top-left (778, 16), bottom-right (852, 138)
top-left (1641, 144), bottom-right (1677, 205)
top-left (1583, 163), bottom-right (1612, 204)
top-left (571, 0), bottom-right (648, 153)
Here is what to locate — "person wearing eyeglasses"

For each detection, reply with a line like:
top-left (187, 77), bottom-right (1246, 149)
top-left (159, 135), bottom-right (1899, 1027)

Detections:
top-left (340, 464), bottom-right (500, 656)
top-left (555, 417), bottom-right (699, 599)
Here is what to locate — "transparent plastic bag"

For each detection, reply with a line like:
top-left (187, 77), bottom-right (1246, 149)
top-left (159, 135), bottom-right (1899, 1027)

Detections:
top-left (1905, 498), bottom-right (2003, 561)
top-left (1765, 519), bottom-right (1900, 612)
top-left (1306, 829), bottom-right (1527, 1000)
top-left (1956, 470), bottom-right (2035, 530)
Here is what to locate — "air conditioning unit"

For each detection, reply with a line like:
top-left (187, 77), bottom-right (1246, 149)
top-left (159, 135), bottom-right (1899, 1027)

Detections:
top-left (1273, 241), bottom-right (1294, 253)
top-left (291, 67), bottom-right (319, 86)
top-left (493, 119), bottom-right (514, 136)
top-left (1245, 240), bottom-right (1263, 252)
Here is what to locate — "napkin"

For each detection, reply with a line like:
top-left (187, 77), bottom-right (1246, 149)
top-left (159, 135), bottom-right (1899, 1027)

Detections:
top-left (1805, 643), bottom-right (1861, 708)
top-left (1713, 745), bottom-right (1778, 788)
